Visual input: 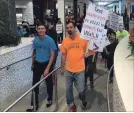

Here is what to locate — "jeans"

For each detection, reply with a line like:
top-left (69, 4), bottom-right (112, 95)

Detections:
top-left (65, 70), bottom-right (85, 105)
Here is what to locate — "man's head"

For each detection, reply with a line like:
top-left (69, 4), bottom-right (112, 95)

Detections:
top-left (66, 21), bottom-right (76, 38)
top-left (45, 18), bottom-right (54, 28)
top-left (118, 24), bottom-right (124, 31)
top-left (37, 24), bottom-right (46, 37)
top-left (36, 19), bottom-right (41, 25)
top-left (109, 31), bottom-right (116, 43)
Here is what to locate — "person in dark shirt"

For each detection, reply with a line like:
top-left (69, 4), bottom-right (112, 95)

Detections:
top-left (103, 30), bottom-right (118, 83)
top-left (76, 18), bottom-right (82, 32)
top-left (46, 18), bottom-right (59, 71)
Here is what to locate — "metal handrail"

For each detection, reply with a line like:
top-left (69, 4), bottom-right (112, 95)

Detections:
top-left (0, 56), bottom-right (32, 70)
top-left (106, 64), bottom-right (114, 112)
top-left (3, 66), bottom-right (61, 112)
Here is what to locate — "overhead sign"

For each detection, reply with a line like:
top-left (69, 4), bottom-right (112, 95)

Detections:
top-left (56, 24), bottom-right (63, 34)
top-left (81, 3), bottom-right (109, 40)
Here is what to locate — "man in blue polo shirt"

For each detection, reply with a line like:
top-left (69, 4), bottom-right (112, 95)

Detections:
top-left (26, 24), bottom-right (57, 112)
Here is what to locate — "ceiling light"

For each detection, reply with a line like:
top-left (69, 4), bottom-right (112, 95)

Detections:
top-left (98, 2), bottom-right (108, 6)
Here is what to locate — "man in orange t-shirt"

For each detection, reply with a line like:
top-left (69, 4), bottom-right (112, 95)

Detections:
top-left (61, 21), bottom-right (87, 112)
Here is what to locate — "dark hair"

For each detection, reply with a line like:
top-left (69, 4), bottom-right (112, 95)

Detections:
top-left (37, 24), bottom-right (46, 28)
top-left (110, 30), bottom-right (116, 36)
top-left (107, 28), bottom-right (114, 37)
top-left (66, 20), bottom-right (76, 27)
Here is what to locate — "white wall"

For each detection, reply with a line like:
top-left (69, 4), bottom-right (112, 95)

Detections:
top-left (15, 0), bottom-right (34, 25)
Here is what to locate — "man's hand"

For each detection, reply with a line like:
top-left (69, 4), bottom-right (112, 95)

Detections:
top-left (85, 53), bottom-right (89, 58)
top-left (43, 68), bottom-right (49, 77)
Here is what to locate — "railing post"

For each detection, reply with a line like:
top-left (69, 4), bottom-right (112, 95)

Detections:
top-left (107, 65), bottom-right (114, 112)
top-left (54, 74), bottom-right (58, 111)
top-left (33, 90), bottom-right (36, 112)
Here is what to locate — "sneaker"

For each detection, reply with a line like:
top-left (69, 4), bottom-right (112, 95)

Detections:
top-left (90, 84), bottom-right (94, 88)
top-left (109, 78), bottom-right (113, 83)
top-left (26, 106), bottom-right (38, 112)
top-left (68, 104), bottom-right (76, 112)
top-left (90, 82), bottom-right (94, 89)
top-left (82, 101), bottom-right (87, 110)
top-left (46, 101), bottom-right (52, 107)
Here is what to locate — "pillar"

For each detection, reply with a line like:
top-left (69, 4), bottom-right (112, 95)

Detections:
top-left (57, 0), bottom-right (65, 35)
top-left (0, 0), bottom-right (17, 33)
top-left (22, 0), bottom-right (34, 25)
top-left (78, 2), bottom-right (84, 17)
top-left (119, 1), bottom-right (122, 14)
top-left (73, 0), bottom-right (78, 19)
top-left (127, 0), bottom-right (131, 17)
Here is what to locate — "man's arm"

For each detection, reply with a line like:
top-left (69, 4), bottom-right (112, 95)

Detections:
top-left (43, 51), bottom-right (55, 76)
top-left (61, 53), bottom-right (66, 67)
top-left (61, 53), bottom-right (66, 74)
top-left (32, 49), bottom-right (36, 64)
top-left (46, 51), bottom-right (55, 71)
top-left (31, 49), bottom-right (36, 70)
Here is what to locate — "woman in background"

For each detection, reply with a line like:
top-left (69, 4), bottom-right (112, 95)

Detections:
top-left (103, 30), bottom-right (118, 83)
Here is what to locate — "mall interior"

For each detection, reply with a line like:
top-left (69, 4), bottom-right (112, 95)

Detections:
top-left (0, 0), bottom-right (134, 112)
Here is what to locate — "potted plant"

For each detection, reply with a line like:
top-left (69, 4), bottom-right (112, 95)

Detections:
top-left (0, 0), bottom-right (20, 48)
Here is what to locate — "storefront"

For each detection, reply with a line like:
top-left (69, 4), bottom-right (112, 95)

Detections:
top-left (15, 0), bottom-right (34, 25)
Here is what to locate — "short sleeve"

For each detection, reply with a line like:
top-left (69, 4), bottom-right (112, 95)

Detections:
top-left (60, 40), bottom-right (67, 54)
top-left (50, 38), bottom-right (57, 51)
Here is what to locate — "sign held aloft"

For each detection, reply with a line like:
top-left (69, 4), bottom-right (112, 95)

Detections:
top-left (81, 3), bottom-right (109, 52)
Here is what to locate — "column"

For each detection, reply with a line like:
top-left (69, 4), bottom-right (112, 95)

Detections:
top-left (119, 1), bottom-right (122, 14)
top-left (22, 0), bottom-right (34, 25)
top-left (57, 0), bottom-right (65, 35)
top-left (0, 0), bottom-right (17, 33)
top-left (73, 0), bottom-right (78, 19)
top-left (127, 0), bottom-right (131, 17)
top-left (78, 2), bottom-right (84, 17)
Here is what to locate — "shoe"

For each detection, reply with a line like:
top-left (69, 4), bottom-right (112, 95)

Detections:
top-left (68, 104), bottom-right (76, 112)
top-left (90, 84), bottom-right (94, 89)
top-left (26, 106), bottom-right (38, 112)
top-left (90, 82), bottom-right (94, 89)
top-left (109, 79), bottom-right (113, 83)
top-left (82, 101), bottom-right (87, 110)
top-left (46, 101), bottom-right (52, 107)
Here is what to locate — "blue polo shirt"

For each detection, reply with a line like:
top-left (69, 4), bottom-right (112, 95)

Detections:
top-left (32, 35), bottom-right (57, 63)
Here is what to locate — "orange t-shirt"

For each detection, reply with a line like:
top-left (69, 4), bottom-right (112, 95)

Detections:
top-left (61, 34), bottom-right (88, 73)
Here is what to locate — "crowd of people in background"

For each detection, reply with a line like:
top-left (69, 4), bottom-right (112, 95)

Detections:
top-left (17, 11), bottom-right (130, 112)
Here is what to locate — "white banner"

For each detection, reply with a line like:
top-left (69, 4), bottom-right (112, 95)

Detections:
top-left (56, 24), bottom-right (63, 34)
top-left (89, 29), bottom-right (109, 52)
top-left (81, 3), bottom-right (109, 40)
